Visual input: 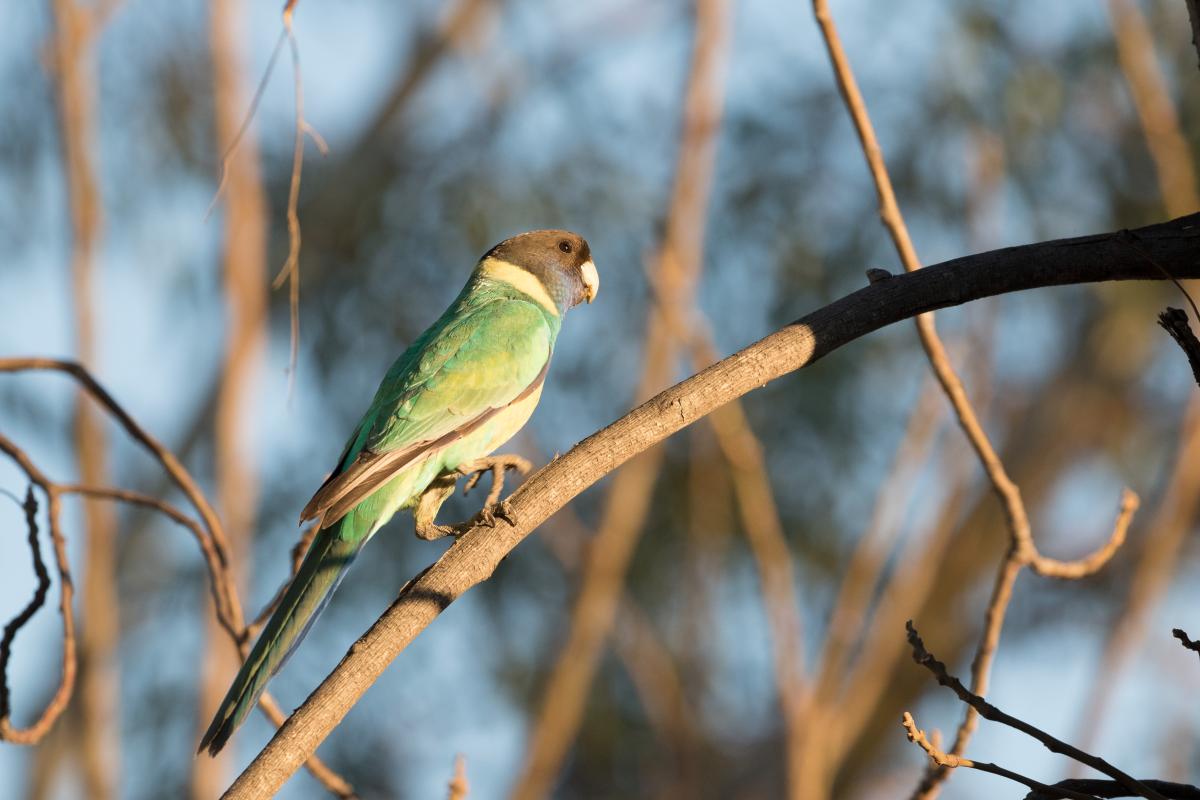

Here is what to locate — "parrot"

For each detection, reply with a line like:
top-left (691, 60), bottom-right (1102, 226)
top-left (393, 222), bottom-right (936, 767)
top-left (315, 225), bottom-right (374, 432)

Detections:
top-left (199, 229), bottom-right (599, 755)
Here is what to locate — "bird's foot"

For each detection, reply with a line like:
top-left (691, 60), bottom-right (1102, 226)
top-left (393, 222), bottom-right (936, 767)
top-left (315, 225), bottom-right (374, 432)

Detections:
top-left (476, 497), bottom-right (518, 528)
top-left (456, 454), bottom-right (532, 504)
top-left (412, 457), bottom-right (528, 540)
top-left (413, 473), bottom-right (459, 541)
top-left (414, 519), bottom-right (463, 541)
top-left (455, 454), bottom-right (529, 531)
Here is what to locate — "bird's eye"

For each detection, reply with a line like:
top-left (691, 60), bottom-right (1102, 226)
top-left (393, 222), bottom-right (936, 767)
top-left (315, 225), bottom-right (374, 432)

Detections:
top-left (558, 240), bottom-right (573, 254)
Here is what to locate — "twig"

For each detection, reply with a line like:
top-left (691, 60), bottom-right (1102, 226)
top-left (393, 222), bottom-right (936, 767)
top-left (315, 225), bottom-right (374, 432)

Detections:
top-left (0, 362), bottom-right (355, 796)
top-left (0, 437), bottom-right (76, 745)
top-left (1030, 490), bottom-right (1138, 578)
top-left (1158, 308), bottom-right (1200, 388)
top-left (273, 3), bottom-right (308, 397)
top-left (220, 214), bottom-right (1200, 798)
top-left (204, 30), bottom-right (286, 219)
top-left (1173, 628), bottom-right (1200, 661)
top-left (0, 489), bottom-right (52, 725)
top-left (906, 622), bottom-right (1169, 800)
top-left (901, 713), bottom-right (1102, 800)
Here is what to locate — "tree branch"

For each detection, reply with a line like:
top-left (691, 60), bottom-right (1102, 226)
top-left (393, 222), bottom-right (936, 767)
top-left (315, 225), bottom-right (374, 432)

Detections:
top-left (906, 622), bottom-right (1169, 800)
top-left (1173, 628), bottom-right (1200, 662)
top-left (1023, 780), bottom-right (1200, 800)
top-left (221, 213), bottom-right (1200, 797)
top-left (0, 361), bottom-right (355, 796)
top-left (902, 712), bottom-right (1102, 800)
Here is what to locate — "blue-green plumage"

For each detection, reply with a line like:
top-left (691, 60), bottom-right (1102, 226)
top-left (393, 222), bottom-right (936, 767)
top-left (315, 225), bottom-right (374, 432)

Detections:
top-left (199, 230), bottom-right (597, 755)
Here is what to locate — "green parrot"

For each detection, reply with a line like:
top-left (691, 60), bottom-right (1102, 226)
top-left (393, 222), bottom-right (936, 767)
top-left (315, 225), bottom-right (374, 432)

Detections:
top-left (199, 229), bottom-right (598, 755)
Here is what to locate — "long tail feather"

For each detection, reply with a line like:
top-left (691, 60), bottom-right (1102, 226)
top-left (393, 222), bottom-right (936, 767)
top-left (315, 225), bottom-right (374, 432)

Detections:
top-left (198, 517), bottom-right (366, 756)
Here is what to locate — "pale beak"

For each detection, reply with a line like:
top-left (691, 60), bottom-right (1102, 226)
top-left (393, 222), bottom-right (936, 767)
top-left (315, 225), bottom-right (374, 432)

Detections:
top-left (580, 259), bottom-right (599, 303)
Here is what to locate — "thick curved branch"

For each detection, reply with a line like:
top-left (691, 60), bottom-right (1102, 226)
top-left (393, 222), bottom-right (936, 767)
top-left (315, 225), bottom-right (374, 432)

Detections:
top-left (222, 213), bottom-right (1200, 798)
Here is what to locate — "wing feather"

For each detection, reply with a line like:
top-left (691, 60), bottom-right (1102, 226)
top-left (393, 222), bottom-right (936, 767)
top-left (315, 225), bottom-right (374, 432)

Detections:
top-left (300, 300), bottom-right (551, 527)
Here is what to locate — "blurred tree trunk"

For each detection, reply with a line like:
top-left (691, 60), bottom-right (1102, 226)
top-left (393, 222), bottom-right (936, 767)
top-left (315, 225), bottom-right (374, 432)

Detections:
top-left (49, 1), bottom-right (117, 797)
top-left (192, 1), bottom-right (268, 796)
top-left (508, 1), bottom-right (730, 797)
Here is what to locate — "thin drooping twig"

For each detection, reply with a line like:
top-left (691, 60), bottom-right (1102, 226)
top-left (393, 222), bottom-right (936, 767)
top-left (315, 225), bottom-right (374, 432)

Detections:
top-left (47, 0), bottom-right (118, 791)
top-left (508, 3), bottom-right (730, 798)
top-left (906, 623), bottom-right (1170, 800)
top-left (274, 0), bottom-right (308, 395)
top-left (205, 29), bottom-right (285, 219)
top-left (1159, 308), bottom-right (1200, 388)
top-left (221, 213), bottom-right (1200, 799)
top-left (0, 361), bottom-right (355, 796)
top-left (901, 713), bottom-right (1102, 800)
top-left (195, 0), bottom-right (271, 795)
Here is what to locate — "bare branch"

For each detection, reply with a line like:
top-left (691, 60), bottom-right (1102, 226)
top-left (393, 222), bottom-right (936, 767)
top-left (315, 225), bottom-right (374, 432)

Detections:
top-left (0, 489), bottom-right (53, 727)
top-left (222, 213), bottom-right (1200, 798)
top-left (901, 713), bottom-right (1102, 800)
top-left (0, 362), bottom-right (355, 796)
top-left (906, 622), bottom-right (1169, 800)
top-left (1031, 489), bottom-right (1139, 578)
top-left (1173, 628), bottom-right (1200, 662)
top-left (0, 437), bottom-right (76, 745)
top-left (1024, 780), bottom-right (1200, 800)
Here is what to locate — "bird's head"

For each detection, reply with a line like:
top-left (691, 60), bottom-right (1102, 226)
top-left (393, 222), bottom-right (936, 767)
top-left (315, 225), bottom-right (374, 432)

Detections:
top-left (477, 229), bottom-right (599, 316)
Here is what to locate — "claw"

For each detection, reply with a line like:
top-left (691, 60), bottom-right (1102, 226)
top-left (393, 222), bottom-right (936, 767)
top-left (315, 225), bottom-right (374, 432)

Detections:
top-left (415, 454), bottom-right (530, 539)
top-left (494, 499), bottom-right (518, 526)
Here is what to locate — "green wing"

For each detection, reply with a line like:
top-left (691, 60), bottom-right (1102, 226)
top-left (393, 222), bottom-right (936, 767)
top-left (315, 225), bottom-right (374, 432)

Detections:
top-left (301, 297), bottom-right (553, 527)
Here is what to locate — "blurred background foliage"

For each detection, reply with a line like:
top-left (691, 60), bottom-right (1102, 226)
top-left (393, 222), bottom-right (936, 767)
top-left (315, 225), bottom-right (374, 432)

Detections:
top-left (1, 0), bottom-right (1199, 798)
